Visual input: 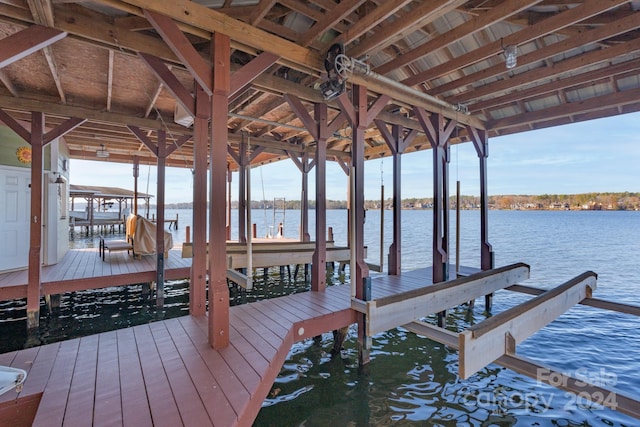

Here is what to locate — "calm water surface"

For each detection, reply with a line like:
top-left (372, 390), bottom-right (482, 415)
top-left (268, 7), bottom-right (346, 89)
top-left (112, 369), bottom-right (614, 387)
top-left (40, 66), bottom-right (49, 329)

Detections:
top-left (1, 209), bottom-right (639, 426)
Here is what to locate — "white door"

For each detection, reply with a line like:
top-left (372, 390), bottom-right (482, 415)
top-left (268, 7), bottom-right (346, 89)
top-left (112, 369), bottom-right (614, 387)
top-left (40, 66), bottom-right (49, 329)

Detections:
top-left (0, 167), bottom-right (31, 271)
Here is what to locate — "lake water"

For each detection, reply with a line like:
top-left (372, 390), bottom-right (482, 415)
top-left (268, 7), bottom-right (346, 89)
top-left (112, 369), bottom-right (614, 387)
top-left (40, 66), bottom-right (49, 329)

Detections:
top-left (1, 209), bottom-right (639, 426)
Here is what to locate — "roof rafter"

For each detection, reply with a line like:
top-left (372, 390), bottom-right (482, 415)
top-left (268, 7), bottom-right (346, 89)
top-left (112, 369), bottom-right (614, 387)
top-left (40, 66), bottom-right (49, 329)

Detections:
top-left (404, 0), bottom-right (630, 87)
top-left (451, 35), bottom-right (640, 105)
top-left (373, 0), bottom-right (543, 75)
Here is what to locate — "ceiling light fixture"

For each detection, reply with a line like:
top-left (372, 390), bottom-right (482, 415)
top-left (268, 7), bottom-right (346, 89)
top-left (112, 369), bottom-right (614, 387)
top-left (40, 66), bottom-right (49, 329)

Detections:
top-left (96, 143), bottom-right (110, 158)
top-left (503, 42), bottom-right (518, 69)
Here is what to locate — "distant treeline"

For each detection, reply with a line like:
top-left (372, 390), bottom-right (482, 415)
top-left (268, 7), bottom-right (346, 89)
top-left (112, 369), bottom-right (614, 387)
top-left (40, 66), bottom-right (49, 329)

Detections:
top-left (161, 192), bottom-right (640, 211)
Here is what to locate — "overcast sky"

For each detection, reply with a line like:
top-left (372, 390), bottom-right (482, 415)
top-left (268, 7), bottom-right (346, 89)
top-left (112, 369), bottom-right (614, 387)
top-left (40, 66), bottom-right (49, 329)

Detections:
top-left (70, 111), bottom-right (640, 204)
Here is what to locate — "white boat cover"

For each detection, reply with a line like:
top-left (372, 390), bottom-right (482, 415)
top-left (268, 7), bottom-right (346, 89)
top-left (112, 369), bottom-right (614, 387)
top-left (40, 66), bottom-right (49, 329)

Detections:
top-left (0, 366), bottom-right (26, 395)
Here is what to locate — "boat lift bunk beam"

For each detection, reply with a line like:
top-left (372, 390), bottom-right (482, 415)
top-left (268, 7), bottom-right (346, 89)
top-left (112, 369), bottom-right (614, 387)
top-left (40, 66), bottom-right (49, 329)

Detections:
top-left (459, 271), bottom-right (596, 379)
top-left (350, 263), bottom-right (531, 336)
top-left (403, 271), bottom-right (640, 420)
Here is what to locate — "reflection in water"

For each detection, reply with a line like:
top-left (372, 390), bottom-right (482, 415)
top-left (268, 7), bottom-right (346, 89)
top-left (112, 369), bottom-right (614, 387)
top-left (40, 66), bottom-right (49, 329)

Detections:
top-left (2, 210), bottom-right (640, 426)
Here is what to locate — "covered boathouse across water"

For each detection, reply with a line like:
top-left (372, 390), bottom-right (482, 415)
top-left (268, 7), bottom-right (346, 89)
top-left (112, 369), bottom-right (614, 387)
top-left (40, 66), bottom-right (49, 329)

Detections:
top-left (1, 1), bottom-right (640, 425)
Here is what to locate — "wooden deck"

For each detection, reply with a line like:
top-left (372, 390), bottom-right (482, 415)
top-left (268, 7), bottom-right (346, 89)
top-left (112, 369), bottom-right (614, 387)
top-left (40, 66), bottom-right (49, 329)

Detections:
top-left (0, 268), bottom-right (441, 427)
top-left (0, 247), bottom-right (192, 302)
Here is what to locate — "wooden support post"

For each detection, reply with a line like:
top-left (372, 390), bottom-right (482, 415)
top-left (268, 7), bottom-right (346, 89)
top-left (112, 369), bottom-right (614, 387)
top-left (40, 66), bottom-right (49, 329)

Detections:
top-left (209, 32), bottom-right (231, 349)
top-left (284, 95), bottom-right (337, 292)
top-left (337, 86), bottom-right (388, 365)
top-left (191, 84), bottom-right (208, 316)
top-left (300, 152), bottom-right (311, 242)
top-left (155, 130), bottom-right (167, 306)
top-left (414, 109), bottom-right (456, 324)
top-left (456, 180), bottom-right (461, 276)
top-left (389, 143), bottom-right (401, 275)
top-left (128, 127), bottom-right (190, 306)
top-left (245, 147), bottom-right (253, 290)
top-left (353, 86), bottom-right (370, 301)
top-left (45, 294), bottom-right (60, 314)
top-left (467, 126), bottom-right (495, 310)
top-left (133, 155), bottom-right (139, 216)
top-left (0, 109), bottom-right (87, 329)
top-left (226, 166), bottom-right (232, 240)
top-left (238, 135), bottom-right (247, 243)
top-left (332, 326), bottom-right (349, 355)
top-left (312, 103), bottom-right (328, 292)
top-left (375, 121), bottom-right (415, 276)
top-left (27, 112), bottom-right (44, 329)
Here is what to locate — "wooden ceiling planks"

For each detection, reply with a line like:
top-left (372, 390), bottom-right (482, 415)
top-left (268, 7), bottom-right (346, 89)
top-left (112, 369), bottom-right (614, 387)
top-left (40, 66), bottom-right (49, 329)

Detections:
top-left (0, 0), bottom-right (637, 167)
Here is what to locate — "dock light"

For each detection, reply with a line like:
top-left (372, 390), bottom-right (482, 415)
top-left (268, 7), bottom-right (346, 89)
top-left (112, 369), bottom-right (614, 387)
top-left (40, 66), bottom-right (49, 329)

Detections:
top-left (504, 44), bottom-right (518, 69)
top-left (96, 143), bottom-right (110, 158)
top-left (52, 172), bottom-right (65, 184)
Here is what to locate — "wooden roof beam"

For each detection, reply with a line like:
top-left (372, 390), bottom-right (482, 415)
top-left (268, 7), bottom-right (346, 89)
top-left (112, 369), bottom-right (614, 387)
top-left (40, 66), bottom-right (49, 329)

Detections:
top-left (98, 0), bottom-right (324, 73)
top-left (229, 52), bottom-right (280, 102)
top-left (296, 0), bottom-right (366, 47)
top-left (488, 86), bottom-right (640, 131)
top-left (144, 79), bottom-right (165, 118)
top-left (249, 0), bottom-right (277, 26)
top-left (471, 57), bottom-right (640, 113)
top-left (106, 50), bottom-right (114, 111)
top-left (0, 24), bottom-right (66, 69)
top-left (452, 35), bottom-right (640, 106)
top-left (349, 0), bottom-right (465, 59)
top-left (331, 0), bottom-right (412, 47)
top-left (27, 0), bottom-right (66, 103)
top-left (373, 0), bottom-right (542, 76)
top-left (0, 70), bottom-right (18, 96)
top-left (0, 93), bottom-right (188, 132)
top-left (431, 7), bottom-right (640, 97)
top-left (404, 0), bottom-right (630, 88)
top-left (139, 52), bottom-right (195, 116)
top-left (143, 10), bottom-right (213, 96)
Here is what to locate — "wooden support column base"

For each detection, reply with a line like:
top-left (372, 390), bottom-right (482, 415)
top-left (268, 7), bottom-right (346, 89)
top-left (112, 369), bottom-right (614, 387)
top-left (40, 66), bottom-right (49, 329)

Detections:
top-left (45, 294), bottom-right (60, 314)
top-left (210, 286), bottom-right (230, 349)
top-left (357, 313), bottom-right (371, 366)
top-left (437, 310), bottom-right (447, 327)
top-left (358, 340), bottom-right (372, 366)
top-left (331, 326), bottom-right (349, 356)
top-left (26, 309), bottom-right (39, 330)
top-left (485, 293), bottom-right (493, 312)
top-left (156, 254), bottom-right (165, 307)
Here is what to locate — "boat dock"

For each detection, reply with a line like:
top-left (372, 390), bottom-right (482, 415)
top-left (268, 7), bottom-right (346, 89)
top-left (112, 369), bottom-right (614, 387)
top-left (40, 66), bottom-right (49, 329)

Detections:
top-left (0, 247), bottom-right (191, 302)
top-left (3, 263), bottom-right (639, 426)
top-left (0, 238), bottom-right (354, 302)
top-left (0, 268), bottom-right (442, 426)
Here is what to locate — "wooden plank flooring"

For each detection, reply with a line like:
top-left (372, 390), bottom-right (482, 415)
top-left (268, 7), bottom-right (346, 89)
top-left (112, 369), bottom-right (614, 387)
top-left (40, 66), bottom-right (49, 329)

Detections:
top-left (0, 268), bottom-right (442, 426)
top-left (0, 247), bottom-right (191, 302)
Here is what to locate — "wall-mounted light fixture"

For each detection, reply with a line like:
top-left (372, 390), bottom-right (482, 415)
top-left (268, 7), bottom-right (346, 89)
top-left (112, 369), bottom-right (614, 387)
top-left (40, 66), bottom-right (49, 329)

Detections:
top-left (96, 144), bottom-right (110, 158)
top-left (52, 172), bottom-right (65, 184)
top-left (502, 40), bottom-right (518, 69)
